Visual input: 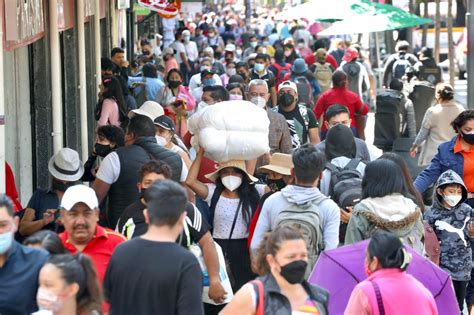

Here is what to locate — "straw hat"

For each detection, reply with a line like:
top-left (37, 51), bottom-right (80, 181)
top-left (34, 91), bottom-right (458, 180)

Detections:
top-left (205, 160), bottom-right (258, 183)
top-left (258, 153), bottom-right (293, 176)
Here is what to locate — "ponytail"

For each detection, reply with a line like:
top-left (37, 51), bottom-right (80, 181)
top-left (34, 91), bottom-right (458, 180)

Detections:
top-left (75, 253), bottom-right (103, 314)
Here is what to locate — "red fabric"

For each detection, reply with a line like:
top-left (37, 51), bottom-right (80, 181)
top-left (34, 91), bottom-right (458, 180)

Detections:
top-left (6, 163), bottom-right (22, 212)
top-left (247, 204), bottom-right (262, 250)
top-left (314, 86), bottom-right (369, 132)
top-left (183, 131), bottom-right (218, 184)
top-left (304, 54), bottom-right (338, 70)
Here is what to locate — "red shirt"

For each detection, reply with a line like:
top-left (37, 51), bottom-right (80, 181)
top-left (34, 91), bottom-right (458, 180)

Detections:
top-left (59, 225), bottom-right (126, 283)
top-left (183, 131), bottom-right (218, 184)
top-left (6, 162), bottom-right (22, 212)
top-left (304, 53), bottom-right (338, 70)
top-left (454, 137), bottom-right (474, 192)
top-left (314, 86), bottom-right (369, 132)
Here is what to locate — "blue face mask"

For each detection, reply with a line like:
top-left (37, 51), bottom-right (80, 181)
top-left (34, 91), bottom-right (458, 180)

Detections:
top-left (0, 229), bottom-right (13, 255)
top-left (203, 78), bottom-right (216, 87)
top-left (254, 63), bottom-right (265, 72)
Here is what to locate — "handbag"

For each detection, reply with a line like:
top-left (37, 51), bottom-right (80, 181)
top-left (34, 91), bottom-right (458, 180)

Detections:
top-left (423, 220), bottom-right (440, 265)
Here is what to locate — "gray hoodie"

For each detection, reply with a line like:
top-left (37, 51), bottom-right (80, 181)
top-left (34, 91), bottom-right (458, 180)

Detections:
top-left (250, 185), bottom-right (340, 252)
top-left (424, 170), bottom-right (473, 281)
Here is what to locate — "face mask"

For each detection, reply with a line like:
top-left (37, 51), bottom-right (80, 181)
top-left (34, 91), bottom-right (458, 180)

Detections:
top-left (297, 43), bottom-right (305, 49)
top-left (462, 131), bottom-right (474, 145)
top-left (221, 175), bottom-right (242, 192)
top-left (250, 96), bottom-right (267, 109)
top-left (267, 178), bottom-right (286, 192)
top-left (284, 50), bottom-right (292, 57)
top-left (279, 260), bottom-right (307, 284)
top-left (279, 93), bottom-right (295, 107)
top-left (155, 135), bottom-right (168, 146)
top-left (140, 188), bottom-right (147, 200)
top-left (226, 68), bottom-right (236, 76)
top-left (262, 41), bottom-right (270, 46)
top-left (203, 78), bottom-right (216, 87)
top-left (443, 194), bottom-right (462, 207)
top-left (250, 42), bottom-right (258, 48)
top-left (254, 63), bottom-right (265, 72)
top-left (0, 229), bottom-right (13, 255)
top-left (238, 72), bottom-right (247, 80)
top-left (37, 287), bottom-right (64, 312)
top-left (200, 65), bottom-right (211, 72)
top-left (142, 50), bottom-right (151, 55)
top-left (94, 143), bottom-right (112, 158)
top-left (52, 179), bottom-right (75, 192)
top-left (168, 80), bottom-right (181, 89)
top-left (229, 94), bottom-right (243, 101)
top-left (208, 33), bottom-right (215, 38)
top-left (183, 36), bottom-right (191, 43)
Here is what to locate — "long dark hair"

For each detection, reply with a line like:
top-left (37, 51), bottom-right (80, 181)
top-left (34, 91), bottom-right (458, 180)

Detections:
top-left (23, 230), bottom-right (66, 254)
top-left (362, 159), bottom-right (410, 199)
top-left (380, 153), bottom-right (424, 211)
top-left (46, 253), bottom-right (102, 313)
top-left (215, 168), bottom-right (260, 227)
top-left (101, 76), bottom-right (127, 116)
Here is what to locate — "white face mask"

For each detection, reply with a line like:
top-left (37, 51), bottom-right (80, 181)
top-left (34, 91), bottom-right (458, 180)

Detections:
top-left (250, 96), bottom-right (267, 109)
top-left (444, 195), bottom-right (462, 207)
top-left (226, 68), bottom-right (236, 76)
top-left (0, 228), bottom-right (13, 254)
top-left (37, 287), bottom-right (64, 312)
top-left (221, 175), bottom-right (242, 192)
top-left (155, 135), bottom-right (168, 146)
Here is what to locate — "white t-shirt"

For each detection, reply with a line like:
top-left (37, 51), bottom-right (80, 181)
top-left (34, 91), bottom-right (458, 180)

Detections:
top-left (170, 41), bottom-right (185, 64)
top-left (184, 41), bottom-right (199, 62)
top-left (205, 183), bottom-right (266, 239)
top-left (96, 151), bottom-right (188, 184)
top-left (320, 156), bottom-right (366, 197)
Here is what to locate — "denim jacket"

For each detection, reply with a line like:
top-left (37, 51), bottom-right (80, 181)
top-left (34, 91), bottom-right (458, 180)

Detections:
top-left (414, 136), bottom-right (464, 193)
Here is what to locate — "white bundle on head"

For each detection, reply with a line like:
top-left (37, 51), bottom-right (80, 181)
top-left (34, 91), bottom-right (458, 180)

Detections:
top-left (188, 100), bottom-right (270, 162)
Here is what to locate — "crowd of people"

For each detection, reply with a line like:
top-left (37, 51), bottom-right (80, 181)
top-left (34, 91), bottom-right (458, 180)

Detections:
top-left (0, 6), bottom-right (472, 315)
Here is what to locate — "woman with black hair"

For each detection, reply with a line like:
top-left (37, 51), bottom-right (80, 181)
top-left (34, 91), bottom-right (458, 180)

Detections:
top-left (186, 148), bottom-right (269, 292)
top-left (96, 76), bottom-right (128, 128)
top-left (345, 231), bottom-right (437, 314)
top-left (23, 230), bottom-right (66, 254)
top-left (409, 83), bottom-right (464, 166)
top-left (37, 253), bottom-right (102, 314)
top-left (226, 82), bottom-right (245, 101)
top-left (345, 159), bottom-right (424, 253)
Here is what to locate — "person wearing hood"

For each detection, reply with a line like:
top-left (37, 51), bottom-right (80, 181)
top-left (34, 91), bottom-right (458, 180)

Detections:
top-left (320, 124), bottom-right (366, 197)
top-left (424, 170), bottom-right (474, 312)
top-left (250, 144), bottom-right (340, 255)
top-left (345, 159), bottom-right (424, 254)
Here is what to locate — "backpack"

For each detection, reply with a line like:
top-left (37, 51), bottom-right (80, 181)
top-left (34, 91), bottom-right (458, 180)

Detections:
top-left (374, 91), bottom-right (406, 151)
top-left (313, 62), bottom-right (333, 92)
top-left (325, 159), bottom-right (363, 209)
top-left (392, 54), bottom-right (412, 80)
top-left (272, 63), bottom-right (292, 88)
top-left (274, 200), bottom-right (324, 277)
top-left (292, 75), bottom-right (313, 108)
top-left (408, 81), bottom-right (435, 133)
top-left (342, 62), bottom-right (364, 96)
top-left (418, 59), bottom-right (442, 86)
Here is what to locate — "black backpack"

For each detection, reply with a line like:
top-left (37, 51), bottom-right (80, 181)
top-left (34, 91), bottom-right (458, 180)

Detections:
top-left (292, 75), bottom-right (313, 108)
top-left (408, 81), bottom-right (435, 133)
top-left (392, 54), bottom-right (412, 80)
top-left (374, 92), bottom-right (406, 151)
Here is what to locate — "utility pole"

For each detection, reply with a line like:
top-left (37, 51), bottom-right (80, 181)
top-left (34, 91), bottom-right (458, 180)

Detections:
top-left (468, 0), bottom-right (474, 108)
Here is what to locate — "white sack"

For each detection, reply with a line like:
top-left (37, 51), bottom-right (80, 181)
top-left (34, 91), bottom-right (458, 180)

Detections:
top-left (188, 100), bottom-right (270, 162)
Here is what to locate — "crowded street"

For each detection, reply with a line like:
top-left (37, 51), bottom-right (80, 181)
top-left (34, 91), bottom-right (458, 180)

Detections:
top-left (0, 0), bottom-right (474, 314)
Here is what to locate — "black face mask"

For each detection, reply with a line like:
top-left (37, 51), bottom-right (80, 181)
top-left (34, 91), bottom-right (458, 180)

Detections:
top-left (267, 178), bottom-right (287, 192)
top-left (238, 72), bottom-right (247, 80)
top-left (52, 179), bottom-right (76, 192)
top-left (279, 93), bottom-right (295, 107)
top-left (279, 260), bottom-right (307, 284)
top-left (462, 131), bottom-right (474, 145)
top-left (140, 188), bottom-right (147, 200)
top-left (168, 80), bottom-right (182, 89)
top-left (95, 143), bottom-right (113, 158)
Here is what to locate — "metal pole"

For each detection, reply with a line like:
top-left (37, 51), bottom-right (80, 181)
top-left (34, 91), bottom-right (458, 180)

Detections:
top-left (76, 0), bottom-right (88, 162)
top-left (0, 9), bottom-right (5, 193)
top-left (94, 0), bottom-right (102, 89)
top-left (467, 0), bottom-right (474, 108)
top-left (49, 0), bottom-right (63, 153)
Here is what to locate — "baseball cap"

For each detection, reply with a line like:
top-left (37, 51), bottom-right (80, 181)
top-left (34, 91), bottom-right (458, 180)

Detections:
top-left (278, 80), bottom-right (298, 93)
top-left (154, 115), bottom-right (175, 132)
top-left (342, 47), bottom-right (359, 62)
top-left (61, 185), bottom-right (99, 211)
top-left (225, 44), bottom-right (236, 52)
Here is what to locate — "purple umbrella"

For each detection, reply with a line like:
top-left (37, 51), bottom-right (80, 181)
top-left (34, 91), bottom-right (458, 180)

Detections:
top-left (309, 240), bottom-right (458, 314)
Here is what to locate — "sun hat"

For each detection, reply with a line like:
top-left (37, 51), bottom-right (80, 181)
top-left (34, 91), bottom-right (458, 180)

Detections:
top-left (48, 148), bottom-right (84, 182)
top-left (61, 185), bottom-right (99, 211)
top-left (258, 153), bottom-right (293, 176)
top-left (291, 58), bottom-right (308, 74)
top-left (205, 160), bottom-right (258, 183)
top-left (128, 101), bottom-right (164, 121)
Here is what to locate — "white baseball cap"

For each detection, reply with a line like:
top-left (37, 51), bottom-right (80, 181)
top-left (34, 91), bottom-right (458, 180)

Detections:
top-left (278, 80), bottom-right (298, 94)
top-left (225, 44), bottom-right (236, 52)
top-left (61, 185), bottom-right (99, 211)
top-left (128, 101), bottom-right (164, 121)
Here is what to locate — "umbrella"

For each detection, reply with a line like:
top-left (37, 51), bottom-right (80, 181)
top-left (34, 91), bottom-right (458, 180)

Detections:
top-left (309, 240), bottom-right (458, 314)
top-left (275, 0), bottom-right (356, 22)
top-left (319, 1), bottom-right (432, 35)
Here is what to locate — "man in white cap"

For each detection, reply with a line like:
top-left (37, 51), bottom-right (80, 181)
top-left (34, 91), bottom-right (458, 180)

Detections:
top-left (19, 148), bottom-right (84, 237)
top-left (273, 81), bottom-right (320, 149)
top-left (59, 184), bottom-right (125, 284)
top-left (153, 33), bottom-right (163, 56)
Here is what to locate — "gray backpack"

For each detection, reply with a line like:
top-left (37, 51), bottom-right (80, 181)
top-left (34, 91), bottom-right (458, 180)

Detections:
top-left (274, 201), bottom-right (324, 278)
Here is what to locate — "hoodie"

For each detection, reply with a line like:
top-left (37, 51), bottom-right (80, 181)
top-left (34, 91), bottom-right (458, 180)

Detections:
top-left (250, 185), bottom-right (340, 252)
top-left (345, 193), bottom-right (424, 254)
top-left (424, 170), bottom-right (473, 281)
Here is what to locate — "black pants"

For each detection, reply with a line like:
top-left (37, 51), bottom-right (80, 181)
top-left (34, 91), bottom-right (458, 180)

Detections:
top-left (453, 280), bottom-right (468, 312)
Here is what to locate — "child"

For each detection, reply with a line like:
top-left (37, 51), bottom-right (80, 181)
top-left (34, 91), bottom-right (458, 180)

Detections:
top-left (424, 170), bottom-right (474, 312)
